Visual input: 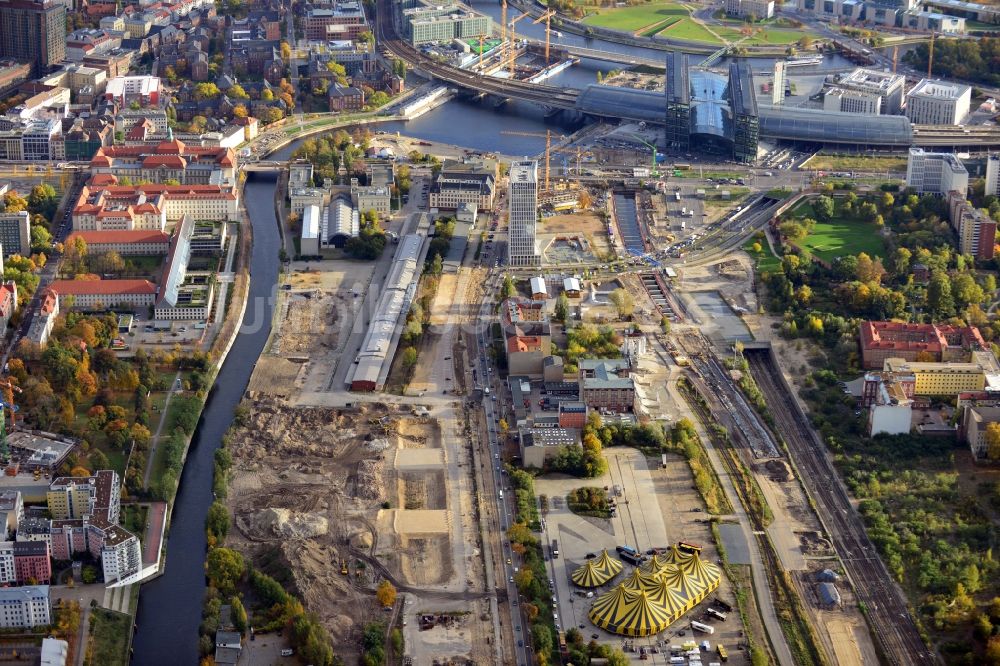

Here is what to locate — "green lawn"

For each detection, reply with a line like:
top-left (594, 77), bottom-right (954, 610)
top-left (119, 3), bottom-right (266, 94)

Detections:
top-left (583, 2), bottom-right (689, 33)
top-left (798, 218), bottom-right (885, 262)
top-left (658, 18), bottom-right (724, 43)
top-left (803, 154), bottom-right (909, 173)
top-left (743, 236), bottom-right (781, 273)
top-left (88, 609), bottom-right (130, 666)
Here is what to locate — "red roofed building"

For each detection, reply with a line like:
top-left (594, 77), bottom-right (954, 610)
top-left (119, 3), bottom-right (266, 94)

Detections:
top-left (66, 230), bottom-right (170, 255)
top-left (48, 279), bottom-right (157, 310)
top-left (89, 139), bottom-right (236, 185)
top-left (860, 320), bottom-right (987, 369)
top-left (0, 281), bottom-right (16, 331)
top-left (73, 179), bottom-right (238, 228)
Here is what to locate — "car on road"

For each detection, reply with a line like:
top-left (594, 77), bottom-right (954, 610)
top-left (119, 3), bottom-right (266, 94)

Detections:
top-left (517, 640), bottom-right (524, 647)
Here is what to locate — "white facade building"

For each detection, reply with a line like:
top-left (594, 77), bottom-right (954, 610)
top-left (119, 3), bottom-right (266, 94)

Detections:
top-left (906, 148), bottom-right (969, 195)
top-left (824, 68), bottom-right (905, 115)
top-left (985, 154), bottom-right (1000, 197)
top-left (905, 79), bottom-right (971, 125)
top-left (507, 160), bottom-right (539, 267)
top-left (0, 586), bottom-right (50, 629)
top-left (301, 204), bottom-right (321, 256)
top-left (100, 526), bottom-right (141, 583)
top-left (0, 542), bottom-right (14, 584)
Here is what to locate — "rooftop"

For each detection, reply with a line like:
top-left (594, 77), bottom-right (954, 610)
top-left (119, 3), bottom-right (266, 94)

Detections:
top-left (909, 78), bottom-right (971, 100)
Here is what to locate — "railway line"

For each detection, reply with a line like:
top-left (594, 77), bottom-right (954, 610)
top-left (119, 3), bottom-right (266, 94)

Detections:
top-left (745, 349), bottom-right (935, 666)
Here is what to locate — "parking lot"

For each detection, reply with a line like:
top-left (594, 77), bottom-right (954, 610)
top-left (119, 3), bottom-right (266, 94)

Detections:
top-left (534, 448), bottom-right (748, 663)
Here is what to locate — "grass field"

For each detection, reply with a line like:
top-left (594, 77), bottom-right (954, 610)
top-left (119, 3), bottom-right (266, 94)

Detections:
top-left (803, 154), bottom-right (909, 172)
top-left (790, 202), bottom-right (885, 262)
top-left (88, 609), bottom-right (130, 666)
top-left (583, 2), bottom-right (688, 32)
top-left (743, 236), bottom-right (781, 273)
top-left (658, 18), bottom-right (724, 43)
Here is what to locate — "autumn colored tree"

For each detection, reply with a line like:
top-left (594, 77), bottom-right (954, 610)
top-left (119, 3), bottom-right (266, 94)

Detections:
top-left (376, 580), bottom-right (397, 608)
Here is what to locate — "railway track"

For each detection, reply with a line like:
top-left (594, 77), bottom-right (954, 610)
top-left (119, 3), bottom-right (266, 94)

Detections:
top-left (745, 349), bottom-right (935, 666)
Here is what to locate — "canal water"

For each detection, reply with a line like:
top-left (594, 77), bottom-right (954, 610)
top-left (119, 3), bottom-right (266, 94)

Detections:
top-left (130, 173), bottom-right (281, 666)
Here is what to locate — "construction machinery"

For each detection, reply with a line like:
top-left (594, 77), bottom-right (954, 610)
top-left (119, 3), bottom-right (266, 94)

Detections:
top-left (500, 129), bottom-right (575, 191)
top-left (507, 13), bottom-right (530, 77)
top-left (629, 134), bottom-right (661, 177)
top-left (532, 9), bottom-right (556, 65)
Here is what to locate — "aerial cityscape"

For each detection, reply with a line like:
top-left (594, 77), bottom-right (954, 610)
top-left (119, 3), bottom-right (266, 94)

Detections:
top-left (0, 0), bottom-right (999, 663)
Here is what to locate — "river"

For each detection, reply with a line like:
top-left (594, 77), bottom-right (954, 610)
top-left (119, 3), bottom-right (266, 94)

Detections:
top-left (130, 173), bottom-right (281, 666)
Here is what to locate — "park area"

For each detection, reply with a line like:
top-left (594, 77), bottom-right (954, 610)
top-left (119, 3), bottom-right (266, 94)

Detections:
top-left (803, 153), bottom-right (909, 173)
top-left (787, 199), bottom-right (885, 263)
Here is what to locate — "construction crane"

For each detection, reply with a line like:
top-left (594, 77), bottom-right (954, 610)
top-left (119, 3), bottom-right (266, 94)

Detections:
top-left (0, 379), bottom-right (21, 463)
top-left (476, 34), bottom-right (486, 71)
top-left (507, 13), bottom-right (530, 77)
top-left (928, 31), bottom-right (935, 78)
top-left (501, 0), bottom-right (507, 46)
top-left (500, 129), bottom-right (569, 191)
top-left (532, 9), bottom-right (556, 65)
top-left (630, 134), bottom-right (661, 177)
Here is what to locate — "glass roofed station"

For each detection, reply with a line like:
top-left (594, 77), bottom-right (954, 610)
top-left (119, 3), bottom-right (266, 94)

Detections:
top-left (574, 52), bottom-right (916, 159)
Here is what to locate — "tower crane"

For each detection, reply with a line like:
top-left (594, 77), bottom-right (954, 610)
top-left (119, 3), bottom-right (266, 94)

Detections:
top-left (532, 10), bottom-right (556, 65)
top-left (500, 129), bottom-right (572, 191)
top-left (501, 0), bottom-right (507, 46)
top-left (507, 13), bottom-right (530, 77)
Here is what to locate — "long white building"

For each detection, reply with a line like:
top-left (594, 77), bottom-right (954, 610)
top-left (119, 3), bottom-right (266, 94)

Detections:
top-left (507, 160), bottom-right (540, 267)
top-left (823, 68), bottom-right (905, 115)
top-left (906, 147), bottom-right (969, 195)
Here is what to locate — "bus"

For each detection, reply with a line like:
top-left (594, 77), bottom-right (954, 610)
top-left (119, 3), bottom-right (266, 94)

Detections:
top-left (691, 621), bottom-right (715, 634)
top-left (678, 541), bottom-right (703, 554)
top-left (717, 644), bottom-right (729, 662)
top-left (706, 608), bottom-right (728, 621)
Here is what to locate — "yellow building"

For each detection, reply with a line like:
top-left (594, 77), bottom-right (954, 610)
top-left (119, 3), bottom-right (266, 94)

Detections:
top-left (46, 479), bottom-right (93, 520)
top-left (883, 357), bottom-right (986, 395)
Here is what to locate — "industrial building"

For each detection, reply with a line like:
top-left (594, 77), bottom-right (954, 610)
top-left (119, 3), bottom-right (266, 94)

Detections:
top-left (579, 359), bottom-right (635, 413)
top-left (906, 147), bottom-right (969, 195)
top-left (350, 234), bottom-right (425, 391)
top-left (823, 68), bottom-right (905, 115)
top-left (507, 160), bottom-right (540, 267)
top-left (905, 79), bottom-right (971, 125)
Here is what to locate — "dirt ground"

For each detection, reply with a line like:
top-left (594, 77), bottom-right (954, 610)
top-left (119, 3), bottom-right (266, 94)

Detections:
top-left (540, 210), bottom-right (612, 257)
top-left (224, 397), bottom-right (390, 657)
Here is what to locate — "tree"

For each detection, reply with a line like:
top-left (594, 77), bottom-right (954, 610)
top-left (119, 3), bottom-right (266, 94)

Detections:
top-left (401, 346), bottom-right (418, 371)
top-left (855, 252), bottom-right (886, 284)
top-left (205, 548), bottom-right (245, 593)
top-left (499, 418), bottom-right (509, 435)
top-left (813, 195), bottom-right (835, 222)
top-left (986, 422), bottom-right (1000, 461)
top-left (392, 58), bottom-right (407, 79)
top-left (30, 225), bottom-right (51, 253)
top-left (3, 191), bottom-right (27, 213)
top-left (206, 500), bottom-right (230, 541)
top-left (554, 292), bottom-right (569, 323)
top-left (891, 247), bottom-right (911, 277)
top-left (501, 275), bottom-right (516, 299)
top-left (325, 61), bottom-right (348, 85)
top-left (230, 596), bottom-right (248, 634)
top-left (375, 580), bottom-right (396, 608)
top-left (280, 41), bottom-right (291, 59)
top-left (927, 271), bottom-right (955, 318)
top-left (430, 253), bottom-right (442, 275)
top-left (227, 84), bottom-right (249, 99)
top-left (608, 288), bottom-right (635, 320)
top-left (193, 82), bottom-right (221, 100)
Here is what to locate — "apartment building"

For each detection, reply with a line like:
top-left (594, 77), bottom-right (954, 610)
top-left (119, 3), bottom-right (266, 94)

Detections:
top-left (0, 0), bottom-right (66, 76)
top-left (13, 541), bottom-right (50, 584)
top-left (0, 210), bottom-right (29, 257)
top-left (963, 404), bottom-right (1000, 458)
top-left (0, 586), bottom-right (49, 628)
top-left (47, 470), bottom-right (120, 524)
top-left (26, 288), bottom-right (57, 345)
top-left (47, 279), bottom-right (157, 309)
top-left (946, 191), bottom-right (997, 260)
top-left (0, 491), bottom-right (23, 539)
top-left (304, 0), bottom-right (367, 40)
top-left (73, 181), bottom-right (238, 228)
top-left (100, 524), bottom-right (141, 583)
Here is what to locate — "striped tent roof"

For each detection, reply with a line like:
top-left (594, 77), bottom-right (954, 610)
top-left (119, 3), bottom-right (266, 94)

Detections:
top-left (590, 589), bottom-right (673, 637)
top-left (647, 577), bottom-right (690, 620)
top-left (572, 559), bottom-right (613, 588)
top-left (593, 549), bottom-right (624, 577)
top-left (589, 583), bottom-right (633, 629)
top-left (660, 562), bottom-right (709, 599)
top-left (621, 568), bottom-right (662, 594)
top-left (682, 551), bottom-right (722, 591)
top-left (641, 552), bottom-right (676, 575)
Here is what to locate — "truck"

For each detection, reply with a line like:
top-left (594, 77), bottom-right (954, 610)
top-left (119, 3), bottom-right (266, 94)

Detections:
top-left (551, 540), bottom-right (559, 558)
top-left (691, 621), bottom-right (715, 634)
top-left (661, 453), bottom-right (668, 469)
top-left (706, 607), bottom-right (727, 621)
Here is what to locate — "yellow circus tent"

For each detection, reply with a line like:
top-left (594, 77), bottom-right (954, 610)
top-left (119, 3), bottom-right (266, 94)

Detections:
top-left (593, 549), bottom-right (623, 577)
top-left (590, 589), bottom-right (672, 637)
top-left (572, 560), bottom-right (612, 588)
top-left (587, 544), bottom-right (723, 637)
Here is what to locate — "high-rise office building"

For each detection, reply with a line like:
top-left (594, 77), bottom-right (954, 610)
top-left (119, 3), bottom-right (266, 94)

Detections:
top-left (0, 0), bottom-right (66, 76)
top-left (507, 160), bottom-right (539, 267)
